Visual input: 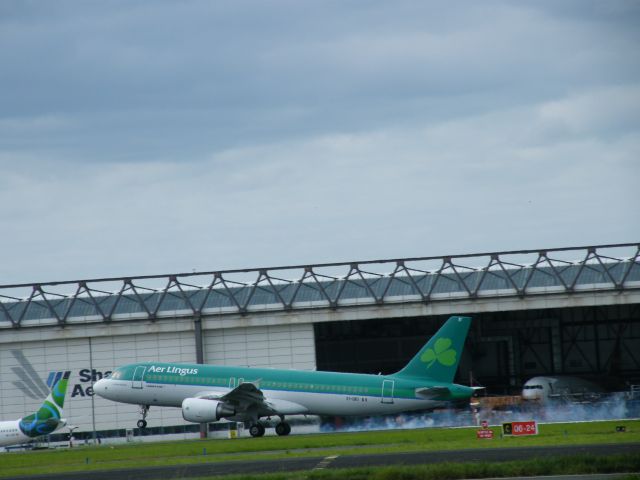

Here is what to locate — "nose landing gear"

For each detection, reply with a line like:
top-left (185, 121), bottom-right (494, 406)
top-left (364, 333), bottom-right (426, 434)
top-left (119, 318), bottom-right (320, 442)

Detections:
top-left (137, 405), bottom-right (150, 429)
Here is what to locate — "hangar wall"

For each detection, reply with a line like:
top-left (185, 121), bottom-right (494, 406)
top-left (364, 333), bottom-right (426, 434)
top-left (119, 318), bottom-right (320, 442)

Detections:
top-left (203, 324), bottom-right (316, 370)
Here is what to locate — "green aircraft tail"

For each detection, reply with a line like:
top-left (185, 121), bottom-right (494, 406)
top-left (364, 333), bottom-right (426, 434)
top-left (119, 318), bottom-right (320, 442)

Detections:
top-left (393, 316), bottom-right (471, 383)
top-left (19, 372), bottom-right (70, 438)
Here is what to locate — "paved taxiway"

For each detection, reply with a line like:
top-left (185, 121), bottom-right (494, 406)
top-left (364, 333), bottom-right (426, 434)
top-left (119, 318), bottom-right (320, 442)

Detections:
top-left (5, 442), bottom-right (639, 480)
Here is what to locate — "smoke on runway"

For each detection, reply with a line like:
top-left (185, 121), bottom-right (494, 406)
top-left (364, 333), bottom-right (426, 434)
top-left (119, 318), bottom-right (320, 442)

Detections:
top-left (321, 392), bottom-right (638, 432)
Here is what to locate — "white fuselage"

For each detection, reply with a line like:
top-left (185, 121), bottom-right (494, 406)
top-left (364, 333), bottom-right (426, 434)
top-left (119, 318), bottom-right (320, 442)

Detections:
top-left (0, 420), bottom-right (28, 448)
top-left (96, 379), bottom-right (442, 418)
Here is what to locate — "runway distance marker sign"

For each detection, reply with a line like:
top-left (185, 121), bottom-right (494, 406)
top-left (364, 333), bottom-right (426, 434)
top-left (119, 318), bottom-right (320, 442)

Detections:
top-left (502, 420), bottom-right (538, 436)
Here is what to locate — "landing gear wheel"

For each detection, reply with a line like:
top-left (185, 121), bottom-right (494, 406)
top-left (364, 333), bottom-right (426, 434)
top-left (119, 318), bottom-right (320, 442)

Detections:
top-left (249, 423), bottom-right (265, 437)
top-left (137, 405), bottom-right (150, 429)
top-left (275, 422), bottom-right (291, 436)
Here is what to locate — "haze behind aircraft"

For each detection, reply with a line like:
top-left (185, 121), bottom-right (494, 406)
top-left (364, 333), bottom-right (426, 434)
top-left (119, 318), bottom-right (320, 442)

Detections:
top-left (95, 316), bottom-right (475, 437)
top-left (522, 375), bottom-right (606, 402)
top-left (0, 372), bottom-right (70, 448)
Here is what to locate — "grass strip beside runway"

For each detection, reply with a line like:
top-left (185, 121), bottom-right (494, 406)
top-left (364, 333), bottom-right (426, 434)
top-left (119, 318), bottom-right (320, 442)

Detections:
top-left (191, 454), bottom-right (640, 480)
top-left (1, 420), bottom-right (639, 478)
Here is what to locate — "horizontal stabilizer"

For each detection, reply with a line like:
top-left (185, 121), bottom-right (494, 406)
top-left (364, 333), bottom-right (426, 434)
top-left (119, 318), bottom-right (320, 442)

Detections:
top-left (415, 386), bottom-right (450, 399)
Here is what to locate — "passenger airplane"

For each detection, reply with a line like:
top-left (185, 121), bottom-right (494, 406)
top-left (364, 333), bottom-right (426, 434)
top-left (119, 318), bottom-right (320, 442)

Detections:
top-left (522, 376), bottom-right (606, 402)
top-left (0, 372), bottom-right (70, 448)
top-left (95, 316), bottom-right (474, 437)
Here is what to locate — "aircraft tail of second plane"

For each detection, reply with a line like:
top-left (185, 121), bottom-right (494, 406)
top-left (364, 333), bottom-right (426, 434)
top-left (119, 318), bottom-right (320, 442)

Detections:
top-left (18, 371), bottom-right (70, 438)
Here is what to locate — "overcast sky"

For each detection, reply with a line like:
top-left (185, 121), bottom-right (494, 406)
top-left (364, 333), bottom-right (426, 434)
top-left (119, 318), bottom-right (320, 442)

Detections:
top-left (1, 0), bottom-right (639, 284)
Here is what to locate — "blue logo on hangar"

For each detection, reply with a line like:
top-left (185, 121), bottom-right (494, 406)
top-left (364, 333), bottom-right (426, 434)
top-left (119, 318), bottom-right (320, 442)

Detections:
top-left (11, 350), bottom-right (112, 399)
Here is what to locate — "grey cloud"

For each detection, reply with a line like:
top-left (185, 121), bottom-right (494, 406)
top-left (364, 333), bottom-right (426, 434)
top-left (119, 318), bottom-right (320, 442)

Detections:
top-left (0, 0), bottom-right (638, 283)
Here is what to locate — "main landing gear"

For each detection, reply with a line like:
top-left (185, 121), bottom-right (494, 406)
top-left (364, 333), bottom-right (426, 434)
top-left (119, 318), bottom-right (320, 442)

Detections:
top-left (247, 419), bottom-right (291, 437)
top-left (275, 422), bottom-right (291, 436)
top-left (249, 423), bottom-right (265, 437)
top-left (275, 415), bottom-right (291, 436)
top-left (137, 405), bottom-right (150, 429)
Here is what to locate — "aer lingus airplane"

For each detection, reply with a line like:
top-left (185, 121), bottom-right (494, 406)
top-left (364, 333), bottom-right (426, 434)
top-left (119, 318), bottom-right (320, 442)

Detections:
top-left (0, 372), bottom-right (70, 448)
top-left (94, 316), bottom-right (474, 437)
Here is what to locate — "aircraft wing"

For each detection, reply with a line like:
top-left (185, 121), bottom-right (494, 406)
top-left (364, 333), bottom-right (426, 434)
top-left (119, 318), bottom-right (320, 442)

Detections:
top-left (196, 383), bottom-right (263, 406)
top-left (415, 386), bottom-right (451, 399)
top-left (221, 383), bottom-right (266, 408)
top-left (197, 382), bottom-right (307, 417)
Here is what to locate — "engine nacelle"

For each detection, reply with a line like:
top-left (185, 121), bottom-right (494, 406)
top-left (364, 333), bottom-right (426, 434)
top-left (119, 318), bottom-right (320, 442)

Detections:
top-left (182, 398), bottom-right (235, 423)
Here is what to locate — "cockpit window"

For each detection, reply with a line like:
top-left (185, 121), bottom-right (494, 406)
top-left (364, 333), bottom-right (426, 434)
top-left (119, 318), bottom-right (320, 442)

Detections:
top-left (524, 385), bottom-right (543, 390)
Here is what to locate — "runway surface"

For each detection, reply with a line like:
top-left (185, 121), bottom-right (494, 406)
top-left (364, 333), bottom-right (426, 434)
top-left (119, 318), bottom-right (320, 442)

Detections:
top-left (5, 442), bottom-right (639, 480)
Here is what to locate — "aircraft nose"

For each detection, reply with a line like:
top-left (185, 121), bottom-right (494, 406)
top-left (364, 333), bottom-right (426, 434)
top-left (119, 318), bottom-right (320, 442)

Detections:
top-left (93, 379), bottom-right (108, 398)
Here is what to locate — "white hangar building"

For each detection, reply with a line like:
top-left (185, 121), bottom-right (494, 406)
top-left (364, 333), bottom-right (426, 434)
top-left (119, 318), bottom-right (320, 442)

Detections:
top-left (1, 243), bottom-right (639, 442)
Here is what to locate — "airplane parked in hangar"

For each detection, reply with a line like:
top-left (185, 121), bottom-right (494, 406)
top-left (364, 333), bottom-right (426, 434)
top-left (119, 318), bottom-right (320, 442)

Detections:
top-left (95, 316), bottom-right (477, 437)
top-left (0, 373), bottom-right (70, 448)
top-left (522, 375), bottom-right (607, 402)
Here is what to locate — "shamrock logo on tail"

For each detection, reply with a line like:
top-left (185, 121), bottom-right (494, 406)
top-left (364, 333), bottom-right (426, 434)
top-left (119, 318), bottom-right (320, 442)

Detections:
top-left (421, 337), bottom-right (457, 368)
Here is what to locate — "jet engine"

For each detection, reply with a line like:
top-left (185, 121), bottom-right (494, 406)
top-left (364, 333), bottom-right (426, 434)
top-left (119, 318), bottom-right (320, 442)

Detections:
top-left (181, 398), bottom-right (235, 423)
